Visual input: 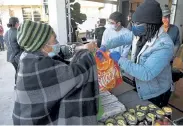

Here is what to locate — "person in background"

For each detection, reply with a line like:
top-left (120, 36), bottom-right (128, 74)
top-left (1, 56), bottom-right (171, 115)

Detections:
top-left (127, 15), bottom-right (131, 22)
top-left (127, 13), bottom-right (132, 31)
top-left (13, 20), bottom-right (99, 125)
top-left (0, 22), bottom-right (4, 51)
top-left (91, 29), bottom-right (95, 39)
top-left (4, 17), bottom-right (23, 84)
top-left (95, 18), bottom-right (106, 47)
top-left (97, 0), bottom-right (174, 108)
top-left (162, 4), bottom-right (180, 56)
top-left (86, 30), bottom-right (90, 39)
top-left (162, 5), bottom-right (182, 84)
top-left (102, 12), bottom-right (131, 58)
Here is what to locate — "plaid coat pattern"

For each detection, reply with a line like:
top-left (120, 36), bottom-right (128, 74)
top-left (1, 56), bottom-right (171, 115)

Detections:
top-left (13, 49), bottom-right (99, 125)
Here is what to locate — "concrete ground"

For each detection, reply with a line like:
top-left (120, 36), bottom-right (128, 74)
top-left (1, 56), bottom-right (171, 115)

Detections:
top-left (0, 51), bottom-right (14, 125)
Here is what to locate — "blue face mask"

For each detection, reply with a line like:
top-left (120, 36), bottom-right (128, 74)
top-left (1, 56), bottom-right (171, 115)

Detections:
top-left (47, 43), bottom-right (60, 57)
top-left (132, 24), bottom-right (146, 36)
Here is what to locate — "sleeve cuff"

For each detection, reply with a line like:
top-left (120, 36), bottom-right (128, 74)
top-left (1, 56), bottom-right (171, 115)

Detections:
top-left (118, 57), bottom-right (128, 68)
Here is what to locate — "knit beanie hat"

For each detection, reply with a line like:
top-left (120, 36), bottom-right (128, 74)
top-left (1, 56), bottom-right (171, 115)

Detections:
top-left (162, 4), bottom-right (171, 17)
top-left (132, 0), bottom-right (162, 24)
top-left (17, 20), bottom-right (53, 52)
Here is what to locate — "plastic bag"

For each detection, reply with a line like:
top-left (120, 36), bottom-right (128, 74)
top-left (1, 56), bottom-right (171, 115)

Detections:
top-left (95, 51), bottom-right (123, 91)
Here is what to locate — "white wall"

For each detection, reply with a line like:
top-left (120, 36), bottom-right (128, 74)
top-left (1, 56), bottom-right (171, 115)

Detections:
top-left (48, 0), bottom-right (68, 44)
top-left (11, 7), bottom-right (23, 23)
top-left (2, 0), bottom-right (42, 5)
top-left (78, 1), bottom-right (116, 32)
top-left (1, 7), bottom-right (9, 33)
top-left (156, 0), bottom-right (169, 6)
top-left (1, 6), bottom-right (24, 33)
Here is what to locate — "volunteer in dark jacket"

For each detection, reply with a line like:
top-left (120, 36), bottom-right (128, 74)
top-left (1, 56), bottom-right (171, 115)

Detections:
top-left (95, 18), bottom-right (106, 47)
top-left (4, 17), bottom-right (23, 83)
top-left (127, 14), bottom-right (132, 31)
top-left (13, 20), bottom-right (99, 125)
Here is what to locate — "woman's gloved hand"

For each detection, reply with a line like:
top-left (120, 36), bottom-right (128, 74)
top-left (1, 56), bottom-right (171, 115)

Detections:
top-left (96, 46), bottom-right (106, 60)
top-left (109, 51), bottom-right (121, 62)
top-left (99, 46), bottom-right (106, 52)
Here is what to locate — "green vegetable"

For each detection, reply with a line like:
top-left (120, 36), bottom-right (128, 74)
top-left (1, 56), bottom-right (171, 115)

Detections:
top-left (117, 119), bottom-right (126, 126)
top-left (140, 106), bottom-right (148, 111)
top-left (156, 110), bottom-right (165, 115)
top-left (136, 111), bottom-right (145, 117)
top-left (115, 115), bottom-right (125, 121)
top-left (148, 104), bottom-right (157, 109)
top-left (106, 123), bottom-right (114, 126)
top-left (129, 109), bottom-right (136, 115)
top-left (105, 118), bottom-right (116, 125)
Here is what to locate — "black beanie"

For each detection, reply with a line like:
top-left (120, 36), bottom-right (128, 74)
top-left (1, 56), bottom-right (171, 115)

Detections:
top-left (132, 0), bottom-right (162, 24)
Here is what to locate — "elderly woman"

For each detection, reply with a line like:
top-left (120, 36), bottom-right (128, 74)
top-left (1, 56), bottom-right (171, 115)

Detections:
top-left (13, 20), bottom-right (99, 125)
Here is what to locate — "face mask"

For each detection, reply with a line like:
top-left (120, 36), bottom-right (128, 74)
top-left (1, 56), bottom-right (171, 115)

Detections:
top-left (132, 24), bottom-right (146, 36)
top-left (106, 24), bottom-right (117, 30)
top-left (47, 43), bottom-right (60, 57)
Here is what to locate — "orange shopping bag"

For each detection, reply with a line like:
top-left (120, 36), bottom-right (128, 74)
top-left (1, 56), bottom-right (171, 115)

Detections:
top-left (95, 51), bottom-right (123, 91)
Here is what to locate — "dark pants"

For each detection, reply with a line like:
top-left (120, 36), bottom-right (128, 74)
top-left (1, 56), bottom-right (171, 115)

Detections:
top-left (0, 42), bottom-right (4, 51)
top-left (131, 76), bottom-right (172, 108)
top-left (0, 36), bottom-right (4, 51)
top-left (149, 89), bottom-right (171, 108)
top-left (12, 62), bottom-right (18, 84)
top-left (172, 69), bottom-right (183, 82)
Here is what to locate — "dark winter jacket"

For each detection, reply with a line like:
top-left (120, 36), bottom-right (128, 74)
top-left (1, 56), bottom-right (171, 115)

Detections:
top-left (4, 28), bottom-right (23, 63)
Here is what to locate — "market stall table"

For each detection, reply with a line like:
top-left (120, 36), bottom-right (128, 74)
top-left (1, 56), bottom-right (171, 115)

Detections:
top-left (110, 80), bottom-right (151, 109)
top-left (117, 90), bottom-right (151, 109)
top-left (110, 80), bottom-right (182, 125)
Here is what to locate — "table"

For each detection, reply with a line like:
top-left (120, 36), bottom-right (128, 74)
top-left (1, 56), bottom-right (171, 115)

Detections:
top-left (110, 80), bottom-right (151, 109)
top-left (117, 90), bottom-right (151, 109)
